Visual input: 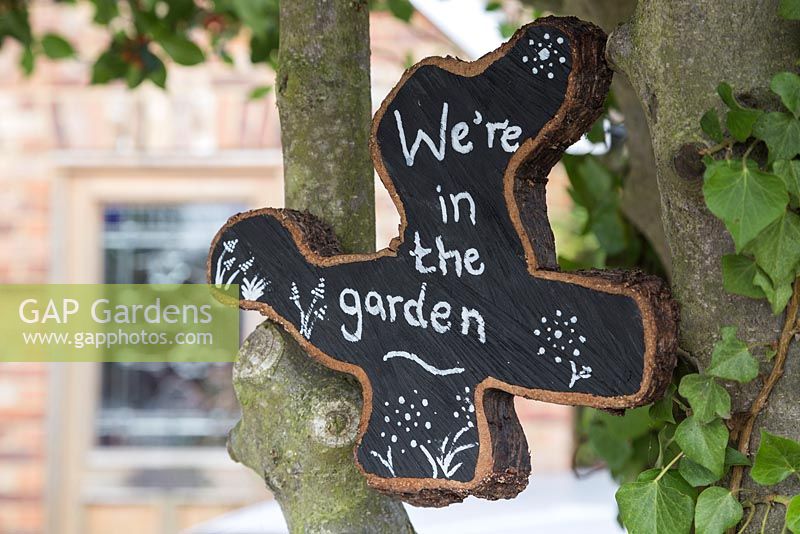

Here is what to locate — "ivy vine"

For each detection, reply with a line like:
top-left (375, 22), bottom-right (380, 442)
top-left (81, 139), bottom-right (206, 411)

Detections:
top-left (571, 2), bottom-right (800, 533)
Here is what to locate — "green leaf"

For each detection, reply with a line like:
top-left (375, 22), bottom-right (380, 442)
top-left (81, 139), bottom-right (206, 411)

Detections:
top-left (694, 487), bottom-right (743, 534)
top-left (725, 447), bottom-right (751, 467)
top-left (146, 56), bottom-right (167, 89)
top-left (41, 33), bottom-right (74, 59)
top-left (387, 0), bottom-right (414, 22)
top-left (751, 430), bottom-right (800, 485)
top-left (679, 456), bottom-right (722, 487)
top-left (90, 0), bottom-right (118, 24)
top-left (90, 50), bottom-right (127, 84)
top-left (786, 495), bottom-right (800, 533)
top-left (748, 211), bottom-right (800, 286)
top-left (485, 1), bottom-right (502, 10)
top-left (701, 109), bottom-right (725, 143)
top-left (722, 254), bottom-right (766, 298)
top-left (649, 383), bottom-right (676, 424)
top-left (707, 326), bottom-right (759, 382)
top-left (678, 374), bottom-right (731, 423)
top-left (774, 159), bottom-right (800, 203)
top-left (248, 85), bottom-right (272, 100)
top-left (754, 268), bottom-right (794, 314)
top-left (616, 473), bottom-right (695, 534)
top-left (703, 160), bottom-right (788, 251)
top-left (772, 72), bottom-right (800, 118)
top-left (19, 46), bottom-right (35, 76)
top-left (675, 416), bottom-right (728, 476)
top-left (637, 468), bottom-right (699, 499)
top-left (125, 64), bottom-right (145, 89)
top-left (158, 35), bottom-right (204, 66)
top-left (718, 82), bottom-right (763, 141)
top-left (754, 112), bottom-right (800, 161)
top-left (779, 0), bottom-right (800, 20)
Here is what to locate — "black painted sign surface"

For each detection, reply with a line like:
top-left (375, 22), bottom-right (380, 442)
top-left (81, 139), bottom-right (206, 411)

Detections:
top-left (208, 17), bottom-right (677, 505)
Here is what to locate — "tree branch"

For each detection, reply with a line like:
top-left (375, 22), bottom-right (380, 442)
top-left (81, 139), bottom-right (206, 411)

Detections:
top-left (227, 1), bottom-right (414, 531)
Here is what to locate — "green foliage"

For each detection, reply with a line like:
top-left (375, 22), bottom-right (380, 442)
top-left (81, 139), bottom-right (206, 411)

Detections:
top-left (754, 111), bottom-right (800, 161)
top-left (702, 160), bottom-right (788, 252)
top-left (751, 430), bottom-right (800, 485)
top-left (787, 495), bottom-right (800, 533)
top-left (41, 34), bottom-right (75, 59)
top-left (721, 254), bottom-right (765, 298)
top-left (701, 109), bottom-right (724, 143)
top-left (694, 487), bottom-right (743, 534)
top-left (678, 374), bottom-right (730, 423)
top-left (716, 83), bottom-right (764, 142)
top-left (675, 417), bottom-right (728, 477)
top-left (616, 466), bottom-right (695, 534)
top-left (707, 326), bottom-right (759, 382)
top-left (780, 0), bottom-right (800, 19)
top-left (248, 85), bottom-right (273, 100)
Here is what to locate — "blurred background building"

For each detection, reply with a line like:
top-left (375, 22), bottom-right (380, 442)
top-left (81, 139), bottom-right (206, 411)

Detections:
top-left (0, 3), bottom-right (579, 533)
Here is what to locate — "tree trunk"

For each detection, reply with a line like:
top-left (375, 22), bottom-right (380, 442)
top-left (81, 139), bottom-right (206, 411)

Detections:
top-left (226, 1), bottom-right (414, 532)
top-left (605, 1), bottom-right (800, 531)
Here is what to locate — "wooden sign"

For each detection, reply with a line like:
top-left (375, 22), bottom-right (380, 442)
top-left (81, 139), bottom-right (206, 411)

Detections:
top-left (208, 16), bottom-right (678, 506)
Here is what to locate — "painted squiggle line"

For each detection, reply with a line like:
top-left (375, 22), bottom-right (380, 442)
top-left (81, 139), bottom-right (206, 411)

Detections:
top-left (382, 351), bottom-right (464, 376)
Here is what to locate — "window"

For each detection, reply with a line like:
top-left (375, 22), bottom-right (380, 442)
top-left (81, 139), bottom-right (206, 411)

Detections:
top-left (96, 203), bottom-right (243, 447)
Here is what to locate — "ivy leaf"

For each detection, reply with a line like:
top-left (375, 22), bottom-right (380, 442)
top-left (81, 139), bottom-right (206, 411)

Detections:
top-left (754, 112), bottom-right (800, 161)
top-left (675, 416), bottom-right (728, 476)
top-left (41, 33), bottom-right (75, 59)
top-left (748, 211), bottom-right (800, 286)
top-left (772, 72), bottom-right (800, 118)
top-left (721, 254), bottom-right (766, 298)
top-left (703, 159), bottom-right (788, 251)
top-left (248, 85), bottom-right (272, 100)
top-left (701, 109), bottom-right (724, 143)
top-left (637, 468), bottom-right (699, 499)
top-left (588, 425), bottom-right (633, 471)
top-left (650, 383), bottom-right (676, 424)
top-left (616, 471), bottom-right (695, 534)
top-left (387, 0), bottom-right (414, 22)
top-left (158, 35), bottom-right (204, 66)
top-left (694, 487), bottom-right (743, 534)
top-left (679, 456), bottom-right (722, 487)
top-left (786, 495), bottom-right (800, 533)
top-left (725, 447), bottom-right (751, 467)
top-left (678, 374), bottom-right (731, 423)
top-left (90, 50), bottom-right (127, 84)
top-left (90, 0), bottom-right (118, 24)
top-left (751, 430), bottom-right (800, 485)
top-left (707, 326), bottom-right (759, 382)
top-left (20, 46), bottom-right (35, 76)
top-left (753, 268), bottom-right (794, 314)
top-left (779, 0), bottom-right (800, 20)
top-left (717, 83), bottom-right (764, 141)
top-left (774, 159), bottom-right (800, 204)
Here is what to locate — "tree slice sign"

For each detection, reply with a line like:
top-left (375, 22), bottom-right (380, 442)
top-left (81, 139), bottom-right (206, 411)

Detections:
top-left (208, 16), bottom-right (678, 506)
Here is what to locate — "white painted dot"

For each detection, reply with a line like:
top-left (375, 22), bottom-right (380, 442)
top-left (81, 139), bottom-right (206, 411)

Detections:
top-left (398, 396), bottom-right (405, 404)
top-left (456, 395), bottom-right (461, 401)
top-left (384, 416), bottom-right (390, 423)
top-left (556, 309), bottom-right (562, 317)
top-left (413, 389), bottom-right (418, 394)
top-left (425, 422), bottom-right (431, 429)
top-left (523, 56), bottom-right (528, 62)
top-left (579, 336), bottom-right (586, 343)
top-left (401, 449), bottom-right (406, 453)
top-left (529, 39), bottom-right (534, 45)
top-left (414, 422), bottom-right (418, 427)
top-left (557, 37), bottom-right (564, 44)
top-left (397, 421), bottom-right (401, 426)
top-left (547, 327), bottom-right (552, 332)
top-left (410, 404), bottom-right (415, 409)
top-left (534, 329), bottom-right (541, 336)
top-left (416, 411), bottom-right (420, 416)
top-left (538, 48), bottom-right (551, 61)
top-left (411, 440), bottom-right (417, 447)
top-left (532, 68), bottom-right (539, 74)
top-left (541, 317), bottom-right (546, 323)
top-left (404, 413), bottom-right (411, 421)
top-left (461, 406), bottom-right (466, 412)
top-left (391, 435), bottom-right (397, 443)
top-left (570, 316), bottom-right (577, 323)
top-left (454, 412), bottom-right (460, 418)
top-left (544, 33), bottom-right (550, 39)
top-left (465, 387), bottom-right (470, 392)
top-left (573, 349), bottom-right (581, 357)
top-left (381, 432), bottom-right (385, 437)
top-left (469, 405), bottom-right (474, 413)
top-left (555, 356), bottom-right (562, 363)
top-left (422, 399), bottom-right (428, 407)
top-left (538, 347), bottom-right (545, 355)
top-left (384, 402), bottom-right (389, 406)
top-left (395, 409), bottom-right (399, 414)
top-left (468, 421), bottom-right (474, 428)
top-left (554, 330), bottom-right (563, 339)
top-left (406, 427), bottom-right (410, 432)
top-left (559, 57), bottom-right (566, 64)
top-left (548, 72), bottom-right (554, 79)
